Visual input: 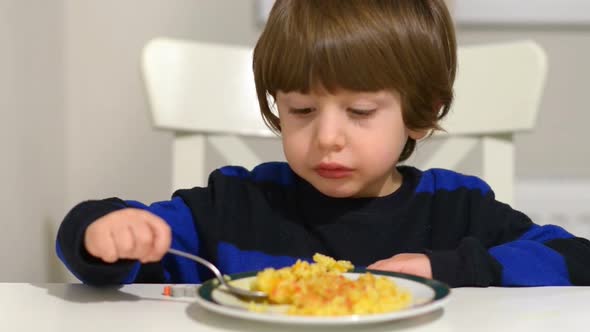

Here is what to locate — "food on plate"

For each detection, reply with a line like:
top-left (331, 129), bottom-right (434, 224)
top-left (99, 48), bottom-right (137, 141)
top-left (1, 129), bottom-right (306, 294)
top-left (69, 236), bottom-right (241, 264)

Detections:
top-left (248, 253), bottom-right (412, 316)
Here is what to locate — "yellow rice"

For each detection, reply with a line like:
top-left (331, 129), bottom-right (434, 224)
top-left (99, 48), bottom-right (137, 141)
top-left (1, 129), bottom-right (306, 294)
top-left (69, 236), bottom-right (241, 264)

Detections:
top-left (249, 253), bottom-right (412, 316)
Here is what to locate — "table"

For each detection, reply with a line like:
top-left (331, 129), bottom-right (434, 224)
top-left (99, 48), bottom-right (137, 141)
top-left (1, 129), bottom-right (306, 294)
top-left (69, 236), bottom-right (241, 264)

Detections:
top-left (1, 283), bottom-right (588, 331)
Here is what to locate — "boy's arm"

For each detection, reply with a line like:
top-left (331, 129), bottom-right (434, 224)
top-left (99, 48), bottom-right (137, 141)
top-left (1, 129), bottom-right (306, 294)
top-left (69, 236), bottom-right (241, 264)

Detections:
top-left (56, 198), bottom-right (139, 285)
top-left (56, 196), bottom-right (200, 285)
top-left (426, 191), bottom-right (590, 287)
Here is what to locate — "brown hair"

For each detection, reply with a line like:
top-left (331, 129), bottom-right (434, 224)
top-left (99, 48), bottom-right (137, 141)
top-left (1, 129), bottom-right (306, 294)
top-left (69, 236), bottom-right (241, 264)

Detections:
top-left (253, 0), bottom-right (456, 161)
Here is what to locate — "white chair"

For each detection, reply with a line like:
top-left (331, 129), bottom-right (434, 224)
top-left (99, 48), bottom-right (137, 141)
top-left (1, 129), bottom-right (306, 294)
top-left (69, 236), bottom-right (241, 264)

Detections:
top-left (141, 38), bottom-right (547, 205)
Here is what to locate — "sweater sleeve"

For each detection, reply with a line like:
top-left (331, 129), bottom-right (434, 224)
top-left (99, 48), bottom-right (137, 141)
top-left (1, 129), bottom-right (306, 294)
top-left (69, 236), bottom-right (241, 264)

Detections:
top-left (55, 198), bottom-right (139, 285)
top-left (56, 196), bottom-right (202, 285)
top-left (425, 184), bottom-right (590, 287)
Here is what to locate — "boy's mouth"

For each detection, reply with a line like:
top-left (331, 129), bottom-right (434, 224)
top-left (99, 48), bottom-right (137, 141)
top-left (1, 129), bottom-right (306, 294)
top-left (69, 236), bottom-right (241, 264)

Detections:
top-left (314, 163), bottom-right (354, 179)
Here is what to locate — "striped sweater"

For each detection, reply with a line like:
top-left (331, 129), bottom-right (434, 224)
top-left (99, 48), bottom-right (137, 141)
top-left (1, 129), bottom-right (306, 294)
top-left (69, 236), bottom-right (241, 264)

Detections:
top-left (56, 162), bottom-right (590, 287)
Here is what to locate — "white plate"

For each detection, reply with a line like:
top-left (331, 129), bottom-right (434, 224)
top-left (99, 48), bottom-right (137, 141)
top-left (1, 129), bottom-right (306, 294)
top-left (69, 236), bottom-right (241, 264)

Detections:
top-left (194, 268), bottom-right (451, 326)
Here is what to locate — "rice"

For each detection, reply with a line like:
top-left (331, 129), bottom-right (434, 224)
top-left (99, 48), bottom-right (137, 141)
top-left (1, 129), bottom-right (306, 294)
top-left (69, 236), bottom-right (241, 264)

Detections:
top-left (249, 253), bottom-right (412, 316)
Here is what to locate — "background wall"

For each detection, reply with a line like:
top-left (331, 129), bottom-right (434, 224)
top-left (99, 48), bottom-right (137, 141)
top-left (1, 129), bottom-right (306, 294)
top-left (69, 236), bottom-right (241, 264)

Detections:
top-left (1, 0), bottom-right (588, 282)
top-left (1, 0), bottom-right (65, 282)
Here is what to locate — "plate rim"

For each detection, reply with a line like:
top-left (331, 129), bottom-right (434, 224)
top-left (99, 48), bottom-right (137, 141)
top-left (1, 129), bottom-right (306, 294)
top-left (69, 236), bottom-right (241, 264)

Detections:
top-left (194, 268), bottom-right (451, 325)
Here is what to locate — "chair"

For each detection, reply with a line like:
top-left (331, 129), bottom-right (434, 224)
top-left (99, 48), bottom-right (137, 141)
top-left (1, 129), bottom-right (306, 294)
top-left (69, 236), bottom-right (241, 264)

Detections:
top-left (141, 38), bottom-right (547, 205)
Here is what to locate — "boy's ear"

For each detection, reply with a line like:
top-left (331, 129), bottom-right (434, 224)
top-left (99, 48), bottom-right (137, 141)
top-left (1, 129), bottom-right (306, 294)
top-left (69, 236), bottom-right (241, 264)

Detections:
top-left (408, 128), bottom-right (429, 140)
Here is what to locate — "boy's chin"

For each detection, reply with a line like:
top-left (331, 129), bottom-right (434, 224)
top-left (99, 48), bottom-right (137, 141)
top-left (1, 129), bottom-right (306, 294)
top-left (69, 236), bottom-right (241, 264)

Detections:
top-left (310, 181), bottom-right (362, 198)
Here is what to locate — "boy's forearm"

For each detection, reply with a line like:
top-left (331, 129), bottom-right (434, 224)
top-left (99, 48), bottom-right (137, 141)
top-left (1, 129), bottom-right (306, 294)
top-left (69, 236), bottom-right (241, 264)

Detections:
top-left (544, 237), bottom-right (590, 285)
top-left (488, 225), bottom-right (590, 286)
top-left (56, 198), bottom-right (139, 285)
top-left (426, 237), bottom-right (502, 287)
top-left (428, 225), bottom-right (590, 287)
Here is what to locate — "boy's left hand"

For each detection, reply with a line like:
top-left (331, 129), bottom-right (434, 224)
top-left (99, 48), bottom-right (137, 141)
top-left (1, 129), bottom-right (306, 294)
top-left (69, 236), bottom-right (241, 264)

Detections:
top-left (367, 253), bottom-right (432, 279)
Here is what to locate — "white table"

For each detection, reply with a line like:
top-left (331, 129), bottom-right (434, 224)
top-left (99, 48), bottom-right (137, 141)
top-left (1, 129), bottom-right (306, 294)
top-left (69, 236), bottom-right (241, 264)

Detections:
top-left (1, 283), bottom-right (588, 331)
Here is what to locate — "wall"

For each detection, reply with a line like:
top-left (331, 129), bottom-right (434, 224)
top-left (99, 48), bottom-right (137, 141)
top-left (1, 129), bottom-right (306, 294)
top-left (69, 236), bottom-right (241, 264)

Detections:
top-left (0, 0), bottom-right (65, 282)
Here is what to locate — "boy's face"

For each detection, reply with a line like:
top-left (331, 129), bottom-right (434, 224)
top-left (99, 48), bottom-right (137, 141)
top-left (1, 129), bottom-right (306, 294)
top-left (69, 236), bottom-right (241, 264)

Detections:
top-left (276, 88), bottom-right (425, 198)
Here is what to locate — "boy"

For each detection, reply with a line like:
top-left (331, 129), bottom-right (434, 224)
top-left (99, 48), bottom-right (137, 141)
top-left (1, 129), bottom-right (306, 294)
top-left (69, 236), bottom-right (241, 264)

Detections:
top-left (57, 0), bottom-right (590, 287)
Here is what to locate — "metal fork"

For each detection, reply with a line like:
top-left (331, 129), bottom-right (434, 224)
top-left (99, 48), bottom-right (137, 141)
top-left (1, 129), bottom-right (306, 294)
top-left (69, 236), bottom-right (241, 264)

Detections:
top-left (167, 248), bottom-right (268, 300)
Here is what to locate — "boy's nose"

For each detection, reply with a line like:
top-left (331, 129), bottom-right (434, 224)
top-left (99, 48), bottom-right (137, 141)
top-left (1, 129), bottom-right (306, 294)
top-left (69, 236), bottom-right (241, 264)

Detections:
top-left (314, 112), bottom-right (346, 151)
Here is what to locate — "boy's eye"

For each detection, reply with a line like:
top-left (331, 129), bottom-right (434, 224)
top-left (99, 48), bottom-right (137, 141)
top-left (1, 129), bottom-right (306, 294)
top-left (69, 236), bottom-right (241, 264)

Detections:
top-left (289, 108), bottom-right (313, 115)
top-left (348, 108), bottom-right (376, 117)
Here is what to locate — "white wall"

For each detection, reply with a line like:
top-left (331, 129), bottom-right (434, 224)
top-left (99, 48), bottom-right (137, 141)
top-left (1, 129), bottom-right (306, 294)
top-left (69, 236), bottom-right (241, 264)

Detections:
top-left (0, 0), bottom-right (66, 282)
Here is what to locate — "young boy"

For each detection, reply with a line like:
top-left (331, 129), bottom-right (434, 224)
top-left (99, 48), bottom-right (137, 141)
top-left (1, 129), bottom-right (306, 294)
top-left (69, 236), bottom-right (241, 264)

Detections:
top-left (56, 0), bottom-right (590, 287)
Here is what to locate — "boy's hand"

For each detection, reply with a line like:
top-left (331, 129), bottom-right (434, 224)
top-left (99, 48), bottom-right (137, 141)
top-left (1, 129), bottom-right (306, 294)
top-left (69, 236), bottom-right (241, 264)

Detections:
top-left (367, 253), bottom-right (432, 279)
top-left (84, 208), bottom-right (171, 264)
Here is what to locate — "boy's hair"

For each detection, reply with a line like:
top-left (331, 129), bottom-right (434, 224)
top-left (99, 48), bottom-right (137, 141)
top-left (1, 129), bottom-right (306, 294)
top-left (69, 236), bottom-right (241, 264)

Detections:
top-left (253, 0), bottom-right (457, 162)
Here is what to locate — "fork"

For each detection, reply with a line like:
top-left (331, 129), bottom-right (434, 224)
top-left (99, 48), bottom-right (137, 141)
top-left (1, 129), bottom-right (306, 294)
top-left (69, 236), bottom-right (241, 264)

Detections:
top-left (167, 248), bottom-right (268, 300)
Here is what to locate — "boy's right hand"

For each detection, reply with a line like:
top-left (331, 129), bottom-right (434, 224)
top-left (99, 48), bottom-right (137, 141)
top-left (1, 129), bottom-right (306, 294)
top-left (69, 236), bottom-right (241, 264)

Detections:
top-left (84, 208), bottom-right (172, 264)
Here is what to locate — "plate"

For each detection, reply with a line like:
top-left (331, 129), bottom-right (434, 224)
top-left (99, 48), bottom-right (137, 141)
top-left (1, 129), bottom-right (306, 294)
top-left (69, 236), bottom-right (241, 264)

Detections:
top-left (194, 268), bottom-right (450, 325)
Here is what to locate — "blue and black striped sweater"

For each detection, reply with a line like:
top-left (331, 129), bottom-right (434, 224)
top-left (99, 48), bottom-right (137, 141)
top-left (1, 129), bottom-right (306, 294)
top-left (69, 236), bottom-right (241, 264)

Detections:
top-left (56, 162), bottom-right (590, 287)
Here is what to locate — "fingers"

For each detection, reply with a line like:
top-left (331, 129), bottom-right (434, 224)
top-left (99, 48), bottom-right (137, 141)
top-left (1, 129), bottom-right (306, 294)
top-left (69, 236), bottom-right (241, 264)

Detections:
top-left (85, 221), bottom-right (118, 263)
top-left (128, 212), bottom-right (171, 263)
top-left (84, 208), bottom-right (171, 264)
top-left (144, 216), bottom-right (172, 262)
top-left (126, 221), bottom-right (153, 262)
top-left (117, 209), bottom-right (170, 263)
top-left (367, 254), bottom-right (432, 279)
top-left (112, 224), bottom-right (136, 259)
top-left (368, 254), bottom-right (411, 272)
top-left (367, 259), bottom-right (401, 272)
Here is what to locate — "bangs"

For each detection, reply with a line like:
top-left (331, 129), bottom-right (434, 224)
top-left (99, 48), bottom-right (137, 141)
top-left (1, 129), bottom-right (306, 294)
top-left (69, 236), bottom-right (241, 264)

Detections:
top-left (253, 0), bottom-right (457, 148)
top-left (255, 1), bottom-right (409, 96)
